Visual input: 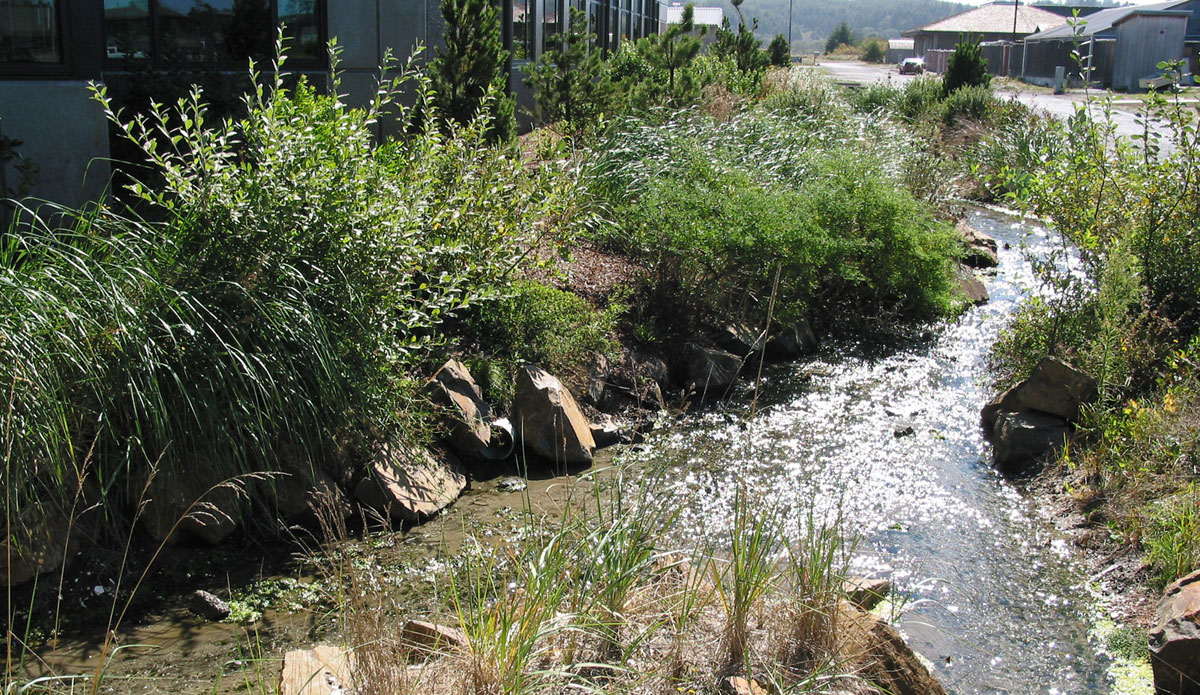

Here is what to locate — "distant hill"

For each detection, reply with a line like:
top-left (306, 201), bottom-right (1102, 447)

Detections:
top-left (702, 0), bottom-right (971, 52)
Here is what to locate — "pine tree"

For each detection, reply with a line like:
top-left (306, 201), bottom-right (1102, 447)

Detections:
top-left (429, 0), bottom-right (515, 143)
top-left (942, 36), bottom-right (990, 95)
top-left (714, 0), bottom-right (769, 72)
top-left (524, 8), bottom-right (613, 133)
top-left (824, 22), bottom-right (854, 53)
top-left (641, 4), bottom-right (706, 96)
top-left (768, 34), bottom-right (790, 67)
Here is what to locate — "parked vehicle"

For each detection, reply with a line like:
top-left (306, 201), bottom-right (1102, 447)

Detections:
top-left (899, 57), bottom-right (925, 75)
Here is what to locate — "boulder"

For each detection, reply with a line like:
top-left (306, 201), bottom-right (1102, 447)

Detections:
top-left (982, 357), bottom-right (1097, 428)
top-left (511, 365), bottom-right (596, 466)
top-left (424, 359), bottom-right (493, 460)
top-left (955, 265), bottom-right (989, 306)
top-left (718, 321), bottom-right (767, 357)
top-left (189, 589), bottom-right (231, 621)
top-left (990, 410), bottom-right (1069, 472)
top-left (684, 344), bottom-right (743, 395)
top-left (279, 645), bottom-right (354, 695)
top-left (957, 221), bottom-right (999, 269)
top-left (0, 506), bottom-right (72, 587)
top-left (589, 414), bottom-right (626, 449)
top-left (354, 446), bottom-right (466, 522)
top-left (845, 606), bottom-right (948, 695)
top-left (766, 320), bottom-right (819, 359)
top-left (844, 576), bottom-right (892, 611)
top-left (141, 464), bottom-right (244, 545)
top-left (1150, 569), bottom-right (1200, 695)
top-left (271, 455), bottom-right (350, 526)
top-left (401, 619), bottom-right (468, 654)
top-left (585, 353), bottom-right (609, 406)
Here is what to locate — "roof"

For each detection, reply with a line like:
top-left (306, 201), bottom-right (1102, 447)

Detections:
top-left (665, 5), bottom-right (724, 26)
top-left (888, 39), bottom-right (915, 49)
top-left (903, 2), bottom-right (1069, 37)
top-left (1026, 0), bottom-right (1189, 40)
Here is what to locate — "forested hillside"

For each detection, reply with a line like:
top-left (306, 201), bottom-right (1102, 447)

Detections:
top-left (709, 0), bottom-right (969, 51)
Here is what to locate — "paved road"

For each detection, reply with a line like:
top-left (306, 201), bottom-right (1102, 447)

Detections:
top-left (814, 60), bottom-right (1186, 144)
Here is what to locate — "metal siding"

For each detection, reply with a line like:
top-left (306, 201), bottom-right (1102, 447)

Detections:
top-left (1112, 13), bottom-right (1187, 90)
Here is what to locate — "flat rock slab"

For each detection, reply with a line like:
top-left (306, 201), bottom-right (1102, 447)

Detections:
top-left (280, 645), bottom-right (354, 695)
top-left (512, 364), bottom-right (595, 465)
top-left (1151, 569), bottom-right (1200, 695)
top-left (355, 447), bottom-right (466, 522)
top-left (401, 619), bottom-right (467, 655)
top-left (844, 576), bottom-right (891, 611)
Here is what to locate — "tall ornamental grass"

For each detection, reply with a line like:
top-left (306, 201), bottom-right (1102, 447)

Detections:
top-left (1, 45), bottom-right (578, 541)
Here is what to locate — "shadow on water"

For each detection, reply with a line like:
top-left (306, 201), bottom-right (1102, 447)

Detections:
top-left (617, 207), bottom-right (1112, 695)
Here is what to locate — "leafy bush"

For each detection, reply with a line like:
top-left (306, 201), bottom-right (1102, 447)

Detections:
top-left (1, 48), bottom-right (575, 535)
top-left (465, 281), bottom-right (624, 395)
top-left (848, 83), bottom-right (898, 114)
top-left (587, 109), bottom-right (958, 330)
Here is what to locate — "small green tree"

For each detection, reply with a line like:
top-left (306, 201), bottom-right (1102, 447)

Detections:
top-left (942, 36), bottom-right (990, 95)
top-left (768, 34), bottom-right (790, 67)
top-left (429, 0), bottom-right (515, 142)
top-left (824, 22), bottom-right (854, 53)
top-left (862, 38), bottom-right (886, 63)
top-left (638, 3), bottom-right (706, 98)
top-left (713, 0), bottom-right (769, 73)
top-left (524, 8), bottom-right (613, 133)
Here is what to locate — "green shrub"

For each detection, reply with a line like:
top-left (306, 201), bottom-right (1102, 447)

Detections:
top-left (768, 34), bottom-right (790, 67)
top-left (861, 38), bottom-right (886, 64)
top-left (848, 83), bottom-right (899, 114)
top-left (1, 47), bottom-right (575, 536)
top-left (429, 0), bottom-right (515, 142)
top-left (940, 84), bottom-right (996, 127)
top-left (467, 281), bottom-right (624, 394)
top-left (891, 76), bottom-right (944, 123)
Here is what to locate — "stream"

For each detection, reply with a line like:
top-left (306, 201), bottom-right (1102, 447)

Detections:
top-left (24, 207), bottom-right (1119, 695)
top-left (617, 206), bottom-right (1112, 695)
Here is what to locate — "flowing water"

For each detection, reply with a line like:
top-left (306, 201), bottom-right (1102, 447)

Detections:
top-left (619, 207), bottom-right (1112, 695)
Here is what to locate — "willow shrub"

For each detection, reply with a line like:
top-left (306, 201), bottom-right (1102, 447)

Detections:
top-left (586, 106), bottom-right (958, 330)
top-left (2, 47), bottom-right (575, 536)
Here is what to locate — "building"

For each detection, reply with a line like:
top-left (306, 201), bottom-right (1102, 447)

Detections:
top-left (903, 1), bottom-right (1068, 55)
top-left (1, 0), bottom-right (664, 210)
top-left (1021, 0), bottom-right (1199, 90)
top-left (885, 38), bottom-right (915, 64)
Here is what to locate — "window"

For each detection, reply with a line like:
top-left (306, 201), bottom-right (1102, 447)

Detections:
top-left (1, 0), bottom-right (61, 63)
top-left (541, 0), bottom-right (557, 52)
top-left (512, 0), bottom-right (532, 59)
top-left (102, 0), bottom-right (321, 65)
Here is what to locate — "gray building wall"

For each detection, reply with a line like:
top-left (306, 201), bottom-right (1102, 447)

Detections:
top-left (0, 81), bottom-right (111, 211)
top-left (1112, 12), bottom-right (1188, 90)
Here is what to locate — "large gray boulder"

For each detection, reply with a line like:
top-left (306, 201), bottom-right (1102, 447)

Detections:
top-left (511, 365), bottom-right (596, 466)
top-left (990, 410), bottom-right (1070, 471)
top-left (718, 321), bottom-right (767, 357)
top-left (1150, 569), bottom-right (1200, 695)
top-left (955, 264), bottom-right (989, 306)
top-left (354, 446), bottom-right (466, 522)
top-left (424, 359), bottom-right (493, 460)
top-left (958, 221), bottom-right (999, 269)
top-left (141, 462), bottom-right (244, 545)
top-left (766, 320), bottom-right (819, 359)
top-left (684, 344), bottom-right (743, 395)
top-left (982, 357), bottom-right (1098, 428)
top-left (0, 505), bottom-right (72, 587)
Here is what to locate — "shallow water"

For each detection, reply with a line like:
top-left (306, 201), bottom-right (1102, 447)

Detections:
top-left (619, 207), bottom-right (1111, 695)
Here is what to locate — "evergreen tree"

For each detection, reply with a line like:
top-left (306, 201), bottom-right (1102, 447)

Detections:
top-left (824, 21), bottom-right (854, 53)
top-left (768, 34), bottom-right (790, 66)
top-left (524, 8), bottom-right (614, 133)
top-left (942, 36), bottom-right (990, 95)
top-left (862, 38), bottom-right (886, 63)
top-left (640, 4), bottom-right (706, 97)
top-left (430, 0), bottom-right (515, 143)
top-left (714, 0), bottom-right (769, 72)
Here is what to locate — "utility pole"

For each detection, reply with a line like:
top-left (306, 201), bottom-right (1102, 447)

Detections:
top-left (788, 0), bottom-right (794, 51)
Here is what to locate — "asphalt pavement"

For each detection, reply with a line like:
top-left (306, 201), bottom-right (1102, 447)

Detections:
top-left (813, 60), bottom-right (1191, 144)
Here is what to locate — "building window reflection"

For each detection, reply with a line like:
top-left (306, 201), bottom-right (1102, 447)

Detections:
top-left (1, 0), bottom-right (61, 64)
top-left (102, 0), bottom-right (321, 65)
